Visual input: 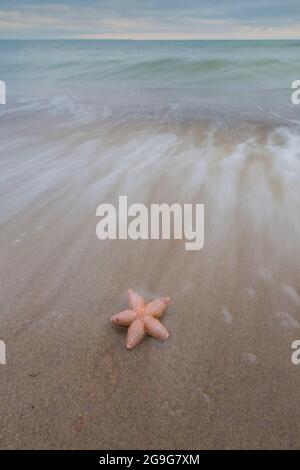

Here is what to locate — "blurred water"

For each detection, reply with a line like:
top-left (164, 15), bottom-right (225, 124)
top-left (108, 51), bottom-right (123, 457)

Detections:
top-left (0, 39), bottom-right (299, 123)
top-left (1, 39), bottom-right (300, 257)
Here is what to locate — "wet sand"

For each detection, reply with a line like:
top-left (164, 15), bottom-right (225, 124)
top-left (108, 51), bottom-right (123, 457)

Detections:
top-left (1, 117), bottom-right (300, 449)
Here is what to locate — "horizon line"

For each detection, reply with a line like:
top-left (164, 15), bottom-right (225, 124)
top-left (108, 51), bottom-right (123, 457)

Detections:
top-left (1, 37), bottom-right (300, 41)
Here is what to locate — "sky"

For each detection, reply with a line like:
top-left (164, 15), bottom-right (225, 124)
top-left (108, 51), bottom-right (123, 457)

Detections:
top-left (0, 0), bottom-right (299, 40)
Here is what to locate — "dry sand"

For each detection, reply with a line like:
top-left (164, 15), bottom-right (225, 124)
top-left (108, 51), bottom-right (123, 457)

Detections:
top-left (1, 118), bottom-right (300, 449)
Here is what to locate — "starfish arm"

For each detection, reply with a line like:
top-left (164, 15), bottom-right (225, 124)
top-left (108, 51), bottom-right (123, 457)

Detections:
top-left (144, 297), bottom-right (171, 318)
top-left (128, 288), bottom-right (145, 311)
top-left (126, 319), bottom-right (146, 349)
top-left (111, 309), bottom-right (137, 326)
top-left (143, 315), bottom-right (169, 341)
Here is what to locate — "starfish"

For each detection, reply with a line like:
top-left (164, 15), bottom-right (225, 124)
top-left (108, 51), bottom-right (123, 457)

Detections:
top-left (111, 289), bottom-right (171, 349)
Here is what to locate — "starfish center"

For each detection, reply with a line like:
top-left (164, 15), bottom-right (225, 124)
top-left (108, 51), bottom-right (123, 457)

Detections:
top-left (111, 289), bottom-right (171, 349)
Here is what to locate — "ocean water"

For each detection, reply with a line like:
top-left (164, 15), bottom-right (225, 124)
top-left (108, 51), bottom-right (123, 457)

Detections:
top-left (1, 39), bottom-right (300, 123)
top-left (1, 40), bottom-right (300, 263)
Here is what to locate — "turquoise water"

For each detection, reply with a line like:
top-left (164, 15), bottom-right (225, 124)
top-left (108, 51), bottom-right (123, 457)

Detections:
top-left (1, 39), bottom-right (299, 123)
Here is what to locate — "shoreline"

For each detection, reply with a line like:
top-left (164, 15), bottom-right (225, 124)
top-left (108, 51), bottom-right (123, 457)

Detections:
top-left (1, 113), bottom-right (300, 447)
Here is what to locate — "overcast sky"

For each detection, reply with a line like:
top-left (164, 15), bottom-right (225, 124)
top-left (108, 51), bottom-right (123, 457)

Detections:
top-left (0, 0), bottom-right (299, 39)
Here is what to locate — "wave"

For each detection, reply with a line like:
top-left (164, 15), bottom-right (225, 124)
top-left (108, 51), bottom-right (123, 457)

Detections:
top-left (1, 112), bottom-right (300, 261)
top-left (1, 39), bottom-right (299, 125)
top-left (44, 57), bottom-right (295, 82)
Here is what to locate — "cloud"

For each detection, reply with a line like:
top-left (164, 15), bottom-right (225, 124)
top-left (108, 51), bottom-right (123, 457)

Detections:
top-left (0, 1), bottom-right (299, 39)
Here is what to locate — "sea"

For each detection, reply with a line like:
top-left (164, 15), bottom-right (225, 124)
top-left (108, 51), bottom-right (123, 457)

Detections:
top-left (0, 39), bottom-right (300, 252)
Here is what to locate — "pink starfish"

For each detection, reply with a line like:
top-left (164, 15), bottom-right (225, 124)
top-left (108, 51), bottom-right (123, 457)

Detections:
top-left (111, 289), bottom-right (171, 349)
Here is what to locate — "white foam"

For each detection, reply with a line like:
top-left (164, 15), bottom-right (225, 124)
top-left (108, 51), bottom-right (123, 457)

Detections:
top-left (275, 311), bottom-right (300, 329)
top-left (243, 352), bottom-right (258, 364)
top-left (282, 285), bottom-right (300, 305)
top-left (258, 266), bottom-right (272, 282)
top-left (199, 389), bottom-right (210, 403)
top-left (222, 307), bottom-right (233, 324)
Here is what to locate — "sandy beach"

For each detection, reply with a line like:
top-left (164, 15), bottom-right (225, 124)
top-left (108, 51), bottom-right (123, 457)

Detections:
top-left (1, 111), bottom-right (300, 449)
